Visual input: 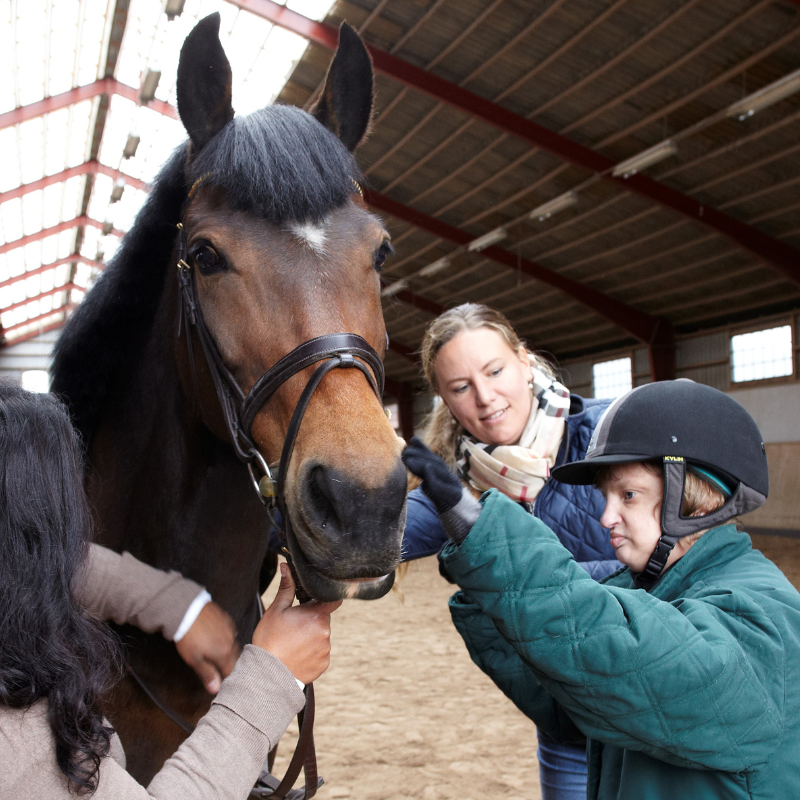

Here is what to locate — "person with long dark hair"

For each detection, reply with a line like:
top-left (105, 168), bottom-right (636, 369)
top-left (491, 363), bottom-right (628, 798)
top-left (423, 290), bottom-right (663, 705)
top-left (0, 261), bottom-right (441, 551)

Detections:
top-left (0, 380), bottom-right (338, 798)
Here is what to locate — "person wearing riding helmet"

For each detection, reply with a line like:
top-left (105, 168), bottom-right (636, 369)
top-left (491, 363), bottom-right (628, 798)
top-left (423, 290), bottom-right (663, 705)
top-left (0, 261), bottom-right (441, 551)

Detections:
top-left (403, 379), bottom-right (800, 799)
top-left (400, 303), bottom-right (620, 799)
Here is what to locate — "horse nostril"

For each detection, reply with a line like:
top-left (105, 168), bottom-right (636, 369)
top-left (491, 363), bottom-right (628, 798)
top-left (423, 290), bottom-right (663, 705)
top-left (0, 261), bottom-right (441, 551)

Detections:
top-left (306, 465), bottom-right (342, 535)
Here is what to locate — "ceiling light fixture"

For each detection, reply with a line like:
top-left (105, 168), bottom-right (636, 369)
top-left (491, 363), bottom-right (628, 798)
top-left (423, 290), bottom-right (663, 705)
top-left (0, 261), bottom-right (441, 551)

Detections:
top-left (417, 257), bottom-right (450, 278)
top-left (612, 140), bottom-right (678, 178)
top-left (726, 67), bottom-right (800, 121)
top-left (528, 191), bottom-right (578, 222)
top-left (110, 178), bottom-right (125, 203)
top-left (139, 67), bottom-right (161, 104)
top-left (164, 0), bottom-right (186, 20)
top-left (381, 279), bottom-right (408, 297)
top-left (123, 131), bottom-right (140, 159)
top-left (467, 227), bottom-right (507, 252)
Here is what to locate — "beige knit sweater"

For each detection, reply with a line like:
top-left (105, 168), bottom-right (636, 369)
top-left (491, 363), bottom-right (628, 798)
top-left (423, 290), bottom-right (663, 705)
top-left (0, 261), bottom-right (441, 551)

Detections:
top-left (77, 543), bottom-right (207, 641)
top-left (0, 646), bottom-right (304, 798)
top-left (0, 546), bottom-right (305, 798)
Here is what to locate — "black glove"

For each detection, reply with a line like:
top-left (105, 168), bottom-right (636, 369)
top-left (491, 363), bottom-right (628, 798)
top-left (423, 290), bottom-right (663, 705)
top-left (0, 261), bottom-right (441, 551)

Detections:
top-left (402, 437), bottom-right (481, 545)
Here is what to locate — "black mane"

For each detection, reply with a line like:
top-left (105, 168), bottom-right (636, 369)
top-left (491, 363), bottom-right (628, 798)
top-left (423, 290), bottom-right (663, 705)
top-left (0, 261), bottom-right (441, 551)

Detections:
top-left (50, 106), bottom-right (361, 447)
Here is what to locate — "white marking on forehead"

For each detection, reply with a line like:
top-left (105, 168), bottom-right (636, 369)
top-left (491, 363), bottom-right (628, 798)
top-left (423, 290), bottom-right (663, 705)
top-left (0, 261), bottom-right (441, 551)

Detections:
top-left (288, 219), bottom-right (328, 255)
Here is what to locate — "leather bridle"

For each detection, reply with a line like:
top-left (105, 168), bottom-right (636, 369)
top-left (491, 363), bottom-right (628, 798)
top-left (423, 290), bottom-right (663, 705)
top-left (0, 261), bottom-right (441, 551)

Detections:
top-left (164, 211), bottom-right (386, 800)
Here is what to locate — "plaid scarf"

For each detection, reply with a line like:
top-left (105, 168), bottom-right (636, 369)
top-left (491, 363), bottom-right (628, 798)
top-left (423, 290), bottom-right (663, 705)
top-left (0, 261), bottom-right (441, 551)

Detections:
top-left (456, 360), bottom-right (570, 502)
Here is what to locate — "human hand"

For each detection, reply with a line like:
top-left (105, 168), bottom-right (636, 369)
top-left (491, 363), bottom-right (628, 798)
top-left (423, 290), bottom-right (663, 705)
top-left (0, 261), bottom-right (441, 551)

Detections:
top-left (176, 601), bottom-right (241, 695)
top-left (402, 437), bottom-right (463, 514)
top-left (253, 563), bottom-right (342, 685)
top-left (402, 437), bottom-right (481, 544)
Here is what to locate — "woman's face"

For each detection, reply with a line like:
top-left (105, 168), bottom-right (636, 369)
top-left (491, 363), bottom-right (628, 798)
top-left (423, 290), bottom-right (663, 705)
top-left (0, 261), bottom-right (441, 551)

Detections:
top-left (434, 327), bottom-right (533, 446)
top-left (599, 463), bottom-right (664, 572)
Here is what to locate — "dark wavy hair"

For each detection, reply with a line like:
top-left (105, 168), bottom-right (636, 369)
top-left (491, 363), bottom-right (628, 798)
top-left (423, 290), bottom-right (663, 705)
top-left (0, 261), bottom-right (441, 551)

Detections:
top-left (0, 381), bottom-right (118, 794)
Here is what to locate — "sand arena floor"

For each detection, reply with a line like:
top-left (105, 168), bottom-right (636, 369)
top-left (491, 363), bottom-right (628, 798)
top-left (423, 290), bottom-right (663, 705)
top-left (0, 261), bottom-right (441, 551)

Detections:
top-left (266, 534), bottom-right (800, 800)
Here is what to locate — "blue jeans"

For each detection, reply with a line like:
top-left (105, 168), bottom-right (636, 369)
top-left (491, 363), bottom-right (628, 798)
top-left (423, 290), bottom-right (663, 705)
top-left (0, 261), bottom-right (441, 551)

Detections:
top-left (537, 730), bottom-right (587, 800)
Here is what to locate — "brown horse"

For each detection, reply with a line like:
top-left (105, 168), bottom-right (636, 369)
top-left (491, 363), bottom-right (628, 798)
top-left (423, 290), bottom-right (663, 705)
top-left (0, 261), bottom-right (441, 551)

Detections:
top-left (50, 14), bottom-right (406, 783)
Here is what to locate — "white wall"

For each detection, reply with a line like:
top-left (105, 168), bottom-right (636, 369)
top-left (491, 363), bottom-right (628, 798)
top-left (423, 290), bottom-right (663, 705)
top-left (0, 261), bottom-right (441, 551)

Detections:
top-left (0, 330), bottom-right (59, 385)
top-left (728, 382), bottom-right (800, 444)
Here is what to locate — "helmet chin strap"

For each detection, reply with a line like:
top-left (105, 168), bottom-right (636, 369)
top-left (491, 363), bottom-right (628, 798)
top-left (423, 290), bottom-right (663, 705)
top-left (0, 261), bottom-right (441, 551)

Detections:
top-left (634, 457), bottom-right (753, 591)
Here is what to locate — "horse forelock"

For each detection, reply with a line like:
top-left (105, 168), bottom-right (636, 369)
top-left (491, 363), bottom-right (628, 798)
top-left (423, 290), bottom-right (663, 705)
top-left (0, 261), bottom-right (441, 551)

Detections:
top-left (187, 105), bottom-right (362, 225)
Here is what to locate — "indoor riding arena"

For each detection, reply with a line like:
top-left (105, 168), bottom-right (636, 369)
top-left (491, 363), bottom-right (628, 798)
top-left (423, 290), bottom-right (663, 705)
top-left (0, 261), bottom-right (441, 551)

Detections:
top-left (2, 1), bottom-right (800, 799)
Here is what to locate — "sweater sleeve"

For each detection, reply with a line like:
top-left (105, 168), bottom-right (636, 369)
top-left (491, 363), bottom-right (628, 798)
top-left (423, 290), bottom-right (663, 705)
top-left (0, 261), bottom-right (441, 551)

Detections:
top-left (401, 487), bottom-right (448, 561)
top-left (92, 645), bottom-right (304, 799)
top-left (442, 490), bottom-right (783, 773)
top-left (76, 544), bottom-right (205, 641)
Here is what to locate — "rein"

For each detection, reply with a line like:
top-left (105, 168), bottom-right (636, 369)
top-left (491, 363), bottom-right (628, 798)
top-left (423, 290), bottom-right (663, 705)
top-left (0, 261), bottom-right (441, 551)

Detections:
top-left (139, 213), bottom-right (384, 799)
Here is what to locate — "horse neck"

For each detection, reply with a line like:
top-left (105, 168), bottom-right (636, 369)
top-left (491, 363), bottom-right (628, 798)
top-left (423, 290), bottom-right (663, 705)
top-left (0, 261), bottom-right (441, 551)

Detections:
top-left (86, 272), bottom-right (270, 636)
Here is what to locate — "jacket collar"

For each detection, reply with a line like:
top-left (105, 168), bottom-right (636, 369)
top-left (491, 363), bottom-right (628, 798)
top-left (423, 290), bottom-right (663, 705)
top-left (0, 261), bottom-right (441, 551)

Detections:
top-left (646, 524), bottom-right (750, 600)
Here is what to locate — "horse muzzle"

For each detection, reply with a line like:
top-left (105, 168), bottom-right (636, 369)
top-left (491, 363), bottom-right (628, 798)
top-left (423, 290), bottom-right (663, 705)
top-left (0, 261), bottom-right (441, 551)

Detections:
top-left (286, 459), bottom-right (407, 601)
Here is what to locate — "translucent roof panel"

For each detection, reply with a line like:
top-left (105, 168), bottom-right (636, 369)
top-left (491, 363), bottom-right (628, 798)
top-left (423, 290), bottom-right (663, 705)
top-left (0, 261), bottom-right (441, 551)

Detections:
top-left (1, 0), bottom-right (334, 346)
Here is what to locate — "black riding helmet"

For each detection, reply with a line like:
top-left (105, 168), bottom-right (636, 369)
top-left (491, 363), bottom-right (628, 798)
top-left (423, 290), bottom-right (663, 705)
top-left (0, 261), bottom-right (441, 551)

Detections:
top-left (552, 380), bottom-right (768, 589)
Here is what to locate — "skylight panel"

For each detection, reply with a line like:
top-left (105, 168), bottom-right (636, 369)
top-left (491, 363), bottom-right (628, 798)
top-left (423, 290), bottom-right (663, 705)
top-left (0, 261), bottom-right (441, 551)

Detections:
top-left (44, 107), bottom-right (73, 176)
top-left (87, 174), bottom-right (114, 222)
top-left (67, 100), bottom-right (94, 167)
top-left (74, 261), bottom-right (95, 289)
top-left (75, 5), bottom-right (106, 87)
top-left (22, 191), bottom-right (44, 237)
top-left (15, 4), bottom-right (47, 106)
top-left (18, 117), bottom-right (45, 185)
top-left (113, 186), bottom-right (149, 233)
top-left (0, 132), bottom-right (19, 193)
top-left (0, 6), bottom-right (14, 113)
top-left (1, 198), bottom-right (23, 246)
top-left (48, 2), bottom-right (80, 97)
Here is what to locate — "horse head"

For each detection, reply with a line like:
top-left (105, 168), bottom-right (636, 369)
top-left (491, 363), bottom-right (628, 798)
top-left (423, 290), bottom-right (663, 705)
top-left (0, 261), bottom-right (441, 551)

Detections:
top-left (173, 14), bottom-right (406, 602)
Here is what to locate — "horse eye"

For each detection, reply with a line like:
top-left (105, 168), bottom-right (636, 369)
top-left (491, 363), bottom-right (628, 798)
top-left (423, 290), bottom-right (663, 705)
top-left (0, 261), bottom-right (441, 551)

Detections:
top-left (373, 241), bottom-right (394, 273)
top-left (192, 245), bottom-right (225, 274)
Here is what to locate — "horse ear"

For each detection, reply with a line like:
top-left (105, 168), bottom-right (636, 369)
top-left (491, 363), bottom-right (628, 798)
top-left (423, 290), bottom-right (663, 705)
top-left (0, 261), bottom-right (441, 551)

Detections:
top-left (176, 13), bottom-right (234, 154)
top-left (311, 22), bottom-right (374, 152)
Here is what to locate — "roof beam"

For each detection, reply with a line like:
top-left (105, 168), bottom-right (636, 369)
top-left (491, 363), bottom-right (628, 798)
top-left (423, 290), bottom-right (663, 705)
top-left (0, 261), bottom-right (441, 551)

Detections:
top-left (0, 77), bottom-right (177, 131)
top-left (0, 217), bottom-right (124, 257)
top-left (0, 284), bottom-right (76, 316)
top-left (0, 161), bottom-right (148, 205)
top-left (366, 189), bottom-right (660, 344)
top-left (0, 255), bottom-right (100, 291)
top-left (1, 318), bottom-right (68, 348)
top-left (2, 306), bottom-right (72, 338)
top-left (229, 0), bottom-right (800, 285)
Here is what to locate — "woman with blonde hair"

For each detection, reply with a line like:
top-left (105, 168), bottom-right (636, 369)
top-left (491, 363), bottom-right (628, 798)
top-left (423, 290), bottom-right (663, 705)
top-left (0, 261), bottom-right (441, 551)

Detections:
top-left (401, 303), bottom-right (620, 800)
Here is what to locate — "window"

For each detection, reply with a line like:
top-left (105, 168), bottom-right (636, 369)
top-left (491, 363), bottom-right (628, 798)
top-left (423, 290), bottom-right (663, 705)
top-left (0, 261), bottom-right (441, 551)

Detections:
top-left (21, 370), bottom-right (50, 393)
top-left (731, 325), bottom-right (793, 383)
top-left (592, 357), bottom-right (632, 399)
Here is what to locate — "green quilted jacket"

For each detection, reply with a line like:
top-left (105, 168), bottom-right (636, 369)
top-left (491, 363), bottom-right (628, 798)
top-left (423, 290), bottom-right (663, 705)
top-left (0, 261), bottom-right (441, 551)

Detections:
top-left (444, 490), bottom-right (800, 800)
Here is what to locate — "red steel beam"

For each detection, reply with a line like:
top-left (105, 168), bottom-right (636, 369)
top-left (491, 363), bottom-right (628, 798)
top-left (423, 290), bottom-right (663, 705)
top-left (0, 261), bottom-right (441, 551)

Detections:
top-left (0, 78), bottom-right (177, 131)
top-left (366, 188), bottom-right (660, 344)
top-left (1, 318), bottom-right (69, 348)
top-left (0, 217), bottom-right (124, 257)
top-left (0, 284), bottom-right (76, 316)
top-left (230, 0), bottom-right (800, 285)
top-left (1, 306), bottom-right (72, 337)
top-left (0, 161), bottom-right (149, 204)
top-left (0, 255), bottom-right (100, 291)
